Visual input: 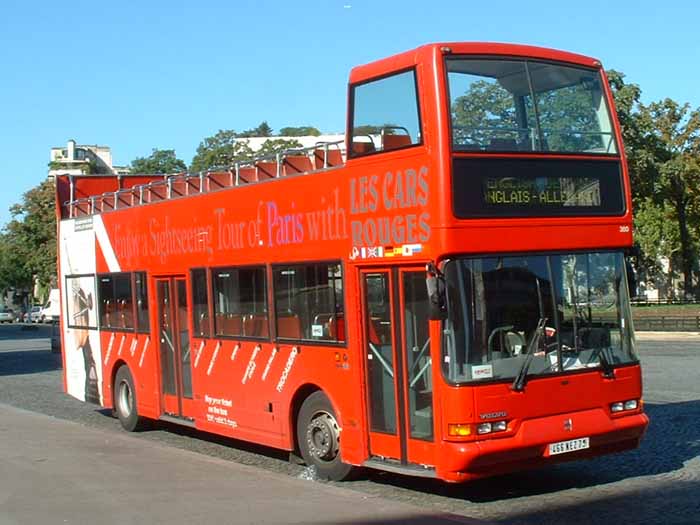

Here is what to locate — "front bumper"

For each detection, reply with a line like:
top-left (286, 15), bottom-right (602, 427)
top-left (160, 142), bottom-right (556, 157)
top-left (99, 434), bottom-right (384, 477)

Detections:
top-left (436, 409), bottom-right (648, 482)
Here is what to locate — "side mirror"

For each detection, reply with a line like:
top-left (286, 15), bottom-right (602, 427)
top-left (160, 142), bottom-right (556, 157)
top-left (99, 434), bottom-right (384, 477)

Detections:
top-left (426, 262), bottom-right (447, 320)
top-left (625, 259), bottom-right (637, 299)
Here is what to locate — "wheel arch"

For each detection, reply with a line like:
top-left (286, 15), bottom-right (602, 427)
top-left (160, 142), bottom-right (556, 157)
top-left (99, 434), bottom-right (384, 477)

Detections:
top-left (107, 359), bottom-right (129, 409)
top-left (288, 383), bottom-right (342, 452)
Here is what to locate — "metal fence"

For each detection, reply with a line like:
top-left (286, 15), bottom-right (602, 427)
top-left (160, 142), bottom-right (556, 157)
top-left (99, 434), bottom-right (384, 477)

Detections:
top-left (632, 298), bottom-right (700, 306)
top-left (634, 316), bottom-right (700, 331)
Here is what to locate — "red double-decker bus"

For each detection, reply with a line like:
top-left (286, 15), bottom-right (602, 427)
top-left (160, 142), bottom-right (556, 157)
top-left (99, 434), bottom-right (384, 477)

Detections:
top-left (55, 42), bottom-right (648, 483)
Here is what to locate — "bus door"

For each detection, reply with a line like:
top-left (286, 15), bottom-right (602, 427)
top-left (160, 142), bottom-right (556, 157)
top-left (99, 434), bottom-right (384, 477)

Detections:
top-left (361, 267), bottom-right (435, 467)
top-left (155, 276), bottom-right (195, 419)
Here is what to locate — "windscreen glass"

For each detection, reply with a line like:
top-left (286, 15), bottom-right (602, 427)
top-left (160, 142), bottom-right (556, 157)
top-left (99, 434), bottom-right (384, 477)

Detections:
top-left (442, 251), bottom-right (636, 384)
top-left (447, 58), bottom-right (617, 154)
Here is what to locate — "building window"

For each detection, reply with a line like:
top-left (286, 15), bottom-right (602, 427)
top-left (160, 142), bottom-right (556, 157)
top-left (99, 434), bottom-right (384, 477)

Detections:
top-left (273, 262), bottom-right (344, 342)
top-left (213, 266), bottom-right (268, 338)
top-left (191, 268), bottom-right (211, 337)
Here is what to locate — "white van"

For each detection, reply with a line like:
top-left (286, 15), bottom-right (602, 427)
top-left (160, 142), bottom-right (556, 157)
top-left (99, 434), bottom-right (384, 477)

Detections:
top-left (41, 289), bottom-right (60, 323)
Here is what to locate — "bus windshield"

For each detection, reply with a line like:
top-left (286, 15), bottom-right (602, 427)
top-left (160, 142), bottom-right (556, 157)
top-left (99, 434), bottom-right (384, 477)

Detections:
top-left (446, 58), bottom-right (617, 154)
top-left (442, 251), bottom-right (636, 384)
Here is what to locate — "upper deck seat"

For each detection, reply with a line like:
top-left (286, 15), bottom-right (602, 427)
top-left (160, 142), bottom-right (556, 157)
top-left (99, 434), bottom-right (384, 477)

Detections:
top-left (313, 147), bottom-right (344, 169)
top-left (146, 182), bottom-right (167, 202)
top-left (169, 178), bottom-right (187, 197)
top-left (207, 171), bottom-right (232, 191)
top-left (237, 166), bottom-right (257, 184)
top-left (351, 141), bottom-right (375, 155)
top-left (382, 134), bottom-right (412, 151)
top-left (283, 154), bottom-right (314, 175)
top-left (256, 161), bottom-right (278, 180)
top-left (185, 175), bottom-right (202, 194)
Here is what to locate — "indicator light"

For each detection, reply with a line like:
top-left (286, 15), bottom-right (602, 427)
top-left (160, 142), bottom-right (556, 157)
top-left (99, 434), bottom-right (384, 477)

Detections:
top-left (448, 423), bottom-right (472, 437)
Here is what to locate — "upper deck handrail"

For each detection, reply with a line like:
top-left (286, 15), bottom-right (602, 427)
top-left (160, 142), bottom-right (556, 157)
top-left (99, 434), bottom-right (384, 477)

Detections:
top-left (64, 140), bottom-right (345, 218)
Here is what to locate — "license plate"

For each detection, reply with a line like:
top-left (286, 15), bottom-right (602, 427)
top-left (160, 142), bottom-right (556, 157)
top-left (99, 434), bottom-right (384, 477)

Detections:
top-left (548, 437), bottom-right (590, 456)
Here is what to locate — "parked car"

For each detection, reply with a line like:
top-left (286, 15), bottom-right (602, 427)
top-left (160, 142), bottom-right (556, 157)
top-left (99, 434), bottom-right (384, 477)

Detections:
top-left (0, 306), bottom-right (16, 323)
top-left (41, 289), bottom-right (60, 324)
top-left (28, 305), bottom-right (42, 323)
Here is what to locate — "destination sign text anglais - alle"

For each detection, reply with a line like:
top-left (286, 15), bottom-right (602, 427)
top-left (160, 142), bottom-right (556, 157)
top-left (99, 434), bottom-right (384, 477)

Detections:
top-left (482, 177), bottom-right (601, 207)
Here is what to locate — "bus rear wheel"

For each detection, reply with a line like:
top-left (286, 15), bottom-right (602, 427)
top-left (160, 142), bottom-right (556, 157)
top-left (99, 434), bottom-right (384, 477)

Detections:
top-left (114, 365), bottom-right (145, 432)
top-left (296, 391), bottom-right (353, 481)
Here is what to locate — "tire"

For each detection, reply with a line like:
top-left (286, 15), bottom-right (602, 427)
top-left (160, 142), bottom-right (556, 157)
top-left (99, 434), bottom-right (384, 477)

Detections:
top-left (113, 365), bottom-right (145, 432)
top-left (296, 391), bottom-right (353, 481)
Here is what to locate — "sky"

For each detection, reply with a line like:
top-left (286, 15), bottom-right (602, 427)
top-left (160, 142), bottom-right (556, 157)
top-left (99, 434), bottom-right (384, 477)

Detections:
top-left (1, 0), bottom-right (699, 227)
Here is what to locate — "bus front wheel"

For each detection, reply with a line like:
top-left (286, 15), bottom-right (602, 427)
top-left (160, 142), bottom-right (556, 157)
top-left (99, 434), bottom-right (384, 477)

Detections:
top-left (114, 365), bottom-right (145, 432)
top-left (296, 391), bottom-right (353, 481)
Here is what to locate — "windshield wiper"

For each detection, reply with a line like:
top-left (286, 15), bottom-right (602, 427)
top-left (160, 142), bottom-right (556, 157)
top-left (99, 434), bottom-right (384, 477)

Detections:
top-left (511, 317), bottom-right (547, 392)
top-left (596, 347), bottom-right (615, 379)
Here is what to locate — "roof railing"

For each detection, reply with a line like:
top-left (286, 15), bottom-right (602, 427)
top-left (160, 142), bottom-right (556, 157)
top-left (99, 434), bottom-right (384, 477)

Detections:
top-left (66, 140), bottom-right (344, 218)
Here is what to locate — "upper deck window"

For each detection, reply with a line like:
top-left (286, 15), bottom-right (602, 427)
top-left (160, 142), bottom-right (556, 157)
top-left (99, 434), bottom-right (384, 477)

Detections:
top-left (446, 58), bottom-right (617, 155)
top-left (350, 69), bottom-right (422, 157)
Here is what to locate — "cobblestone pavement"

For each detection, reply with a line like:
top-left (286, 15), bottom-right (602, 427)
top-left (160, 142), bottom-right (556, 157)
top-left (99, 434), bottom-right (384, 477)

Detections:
top-left (1, 324), bottom-right (698, 524)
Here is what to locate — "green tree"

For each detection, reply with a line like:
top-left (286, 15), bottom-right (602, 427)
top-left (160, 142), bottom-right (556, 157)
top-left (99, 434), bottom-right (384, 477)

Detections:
top-left (643, 99), bottom-right (700, 297)
top-left (0, 180), bottom-right (57, 295)
top-left (278, 126), bottom-right (321, 137)
top-left (130, 149), bottom-right (187, 174)
top-left (190, 130), bottom-right (255, 172)
top-left (257, 138), bottom-right (303, 157)
top-left (633, 198), bottom-right (682, 297)
top-left (238, 121), bottom-right (273, 137)
top-left (607, 71), bottom-right (662, 202)
top-left (0, 233), bottom-right (32, 296)
top-left (608, 71), bottom-right (700, 298)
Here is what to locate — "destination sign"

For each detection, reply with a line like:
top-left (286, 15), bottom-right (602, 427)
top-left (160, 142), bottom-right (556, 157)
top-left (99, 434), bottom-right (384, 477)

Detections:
top-left (483, 177), bottom-right (601, 207)
top-left (452, 157), bottom-right (624, 218)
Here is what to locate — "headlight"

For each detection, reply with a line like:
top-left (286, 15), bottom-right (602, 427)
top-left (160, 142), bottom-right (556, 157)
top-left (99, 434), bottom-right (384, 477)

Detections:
top-left (477, 423), bottom-right (492, 435)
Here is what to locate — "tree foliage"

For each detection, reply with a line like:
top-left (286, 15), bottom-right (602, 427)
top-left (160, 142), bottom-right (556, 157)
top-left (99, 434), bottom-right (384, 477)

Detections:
top-left (130, 149), bottom-right (187, 174)
top-left (0, 180), bottom-right (57, 295)
top-left (190, 130), bottom-right (255, 172)
top-left (256, 138), bottom-right (303, 157)
top-left (608, 71), bottom-right (700, 298)
top-left (238, 121), bottom-right (273, 138)
top-left (190, 127), bottom-right (305, 171)
top-left (278, 126), bottom-right (321, 137)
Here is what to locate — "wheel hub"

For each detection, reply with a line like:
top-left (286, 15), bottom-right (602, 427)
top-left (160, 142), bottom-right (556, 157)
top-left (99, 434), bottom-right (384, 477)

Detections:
top-left (306, 411), bottom-right (340, 462)
top-left (118, 380), bottom-right (132, 417)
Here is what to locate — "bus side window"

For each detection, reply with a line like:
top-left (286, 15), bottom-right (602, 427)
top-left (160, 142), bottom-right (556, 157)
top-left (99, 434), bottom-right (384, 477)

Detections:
top-left (191, 268), bottom-right (211, 337)
top-left (350, 69), bottom-right (422, 157)
top-left (273, 262), bottom-right (344, 342)
top-left (213, 266), bottom-right (268, 339)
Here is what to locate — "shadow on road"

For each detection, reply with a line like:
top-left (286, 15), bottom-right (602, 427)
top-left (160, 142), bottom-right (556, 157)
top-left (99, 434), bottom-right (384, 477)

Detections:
top-left (348, 400), bottom-right (699, 503)
top-left (0, 349), bottom-right (62, 376)
top-left (146, 419), bottom-right (293, 462)
top-left (329, 480), bottom-right (700, 525)
top-left (0, 324), bottom-right (52, 341)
